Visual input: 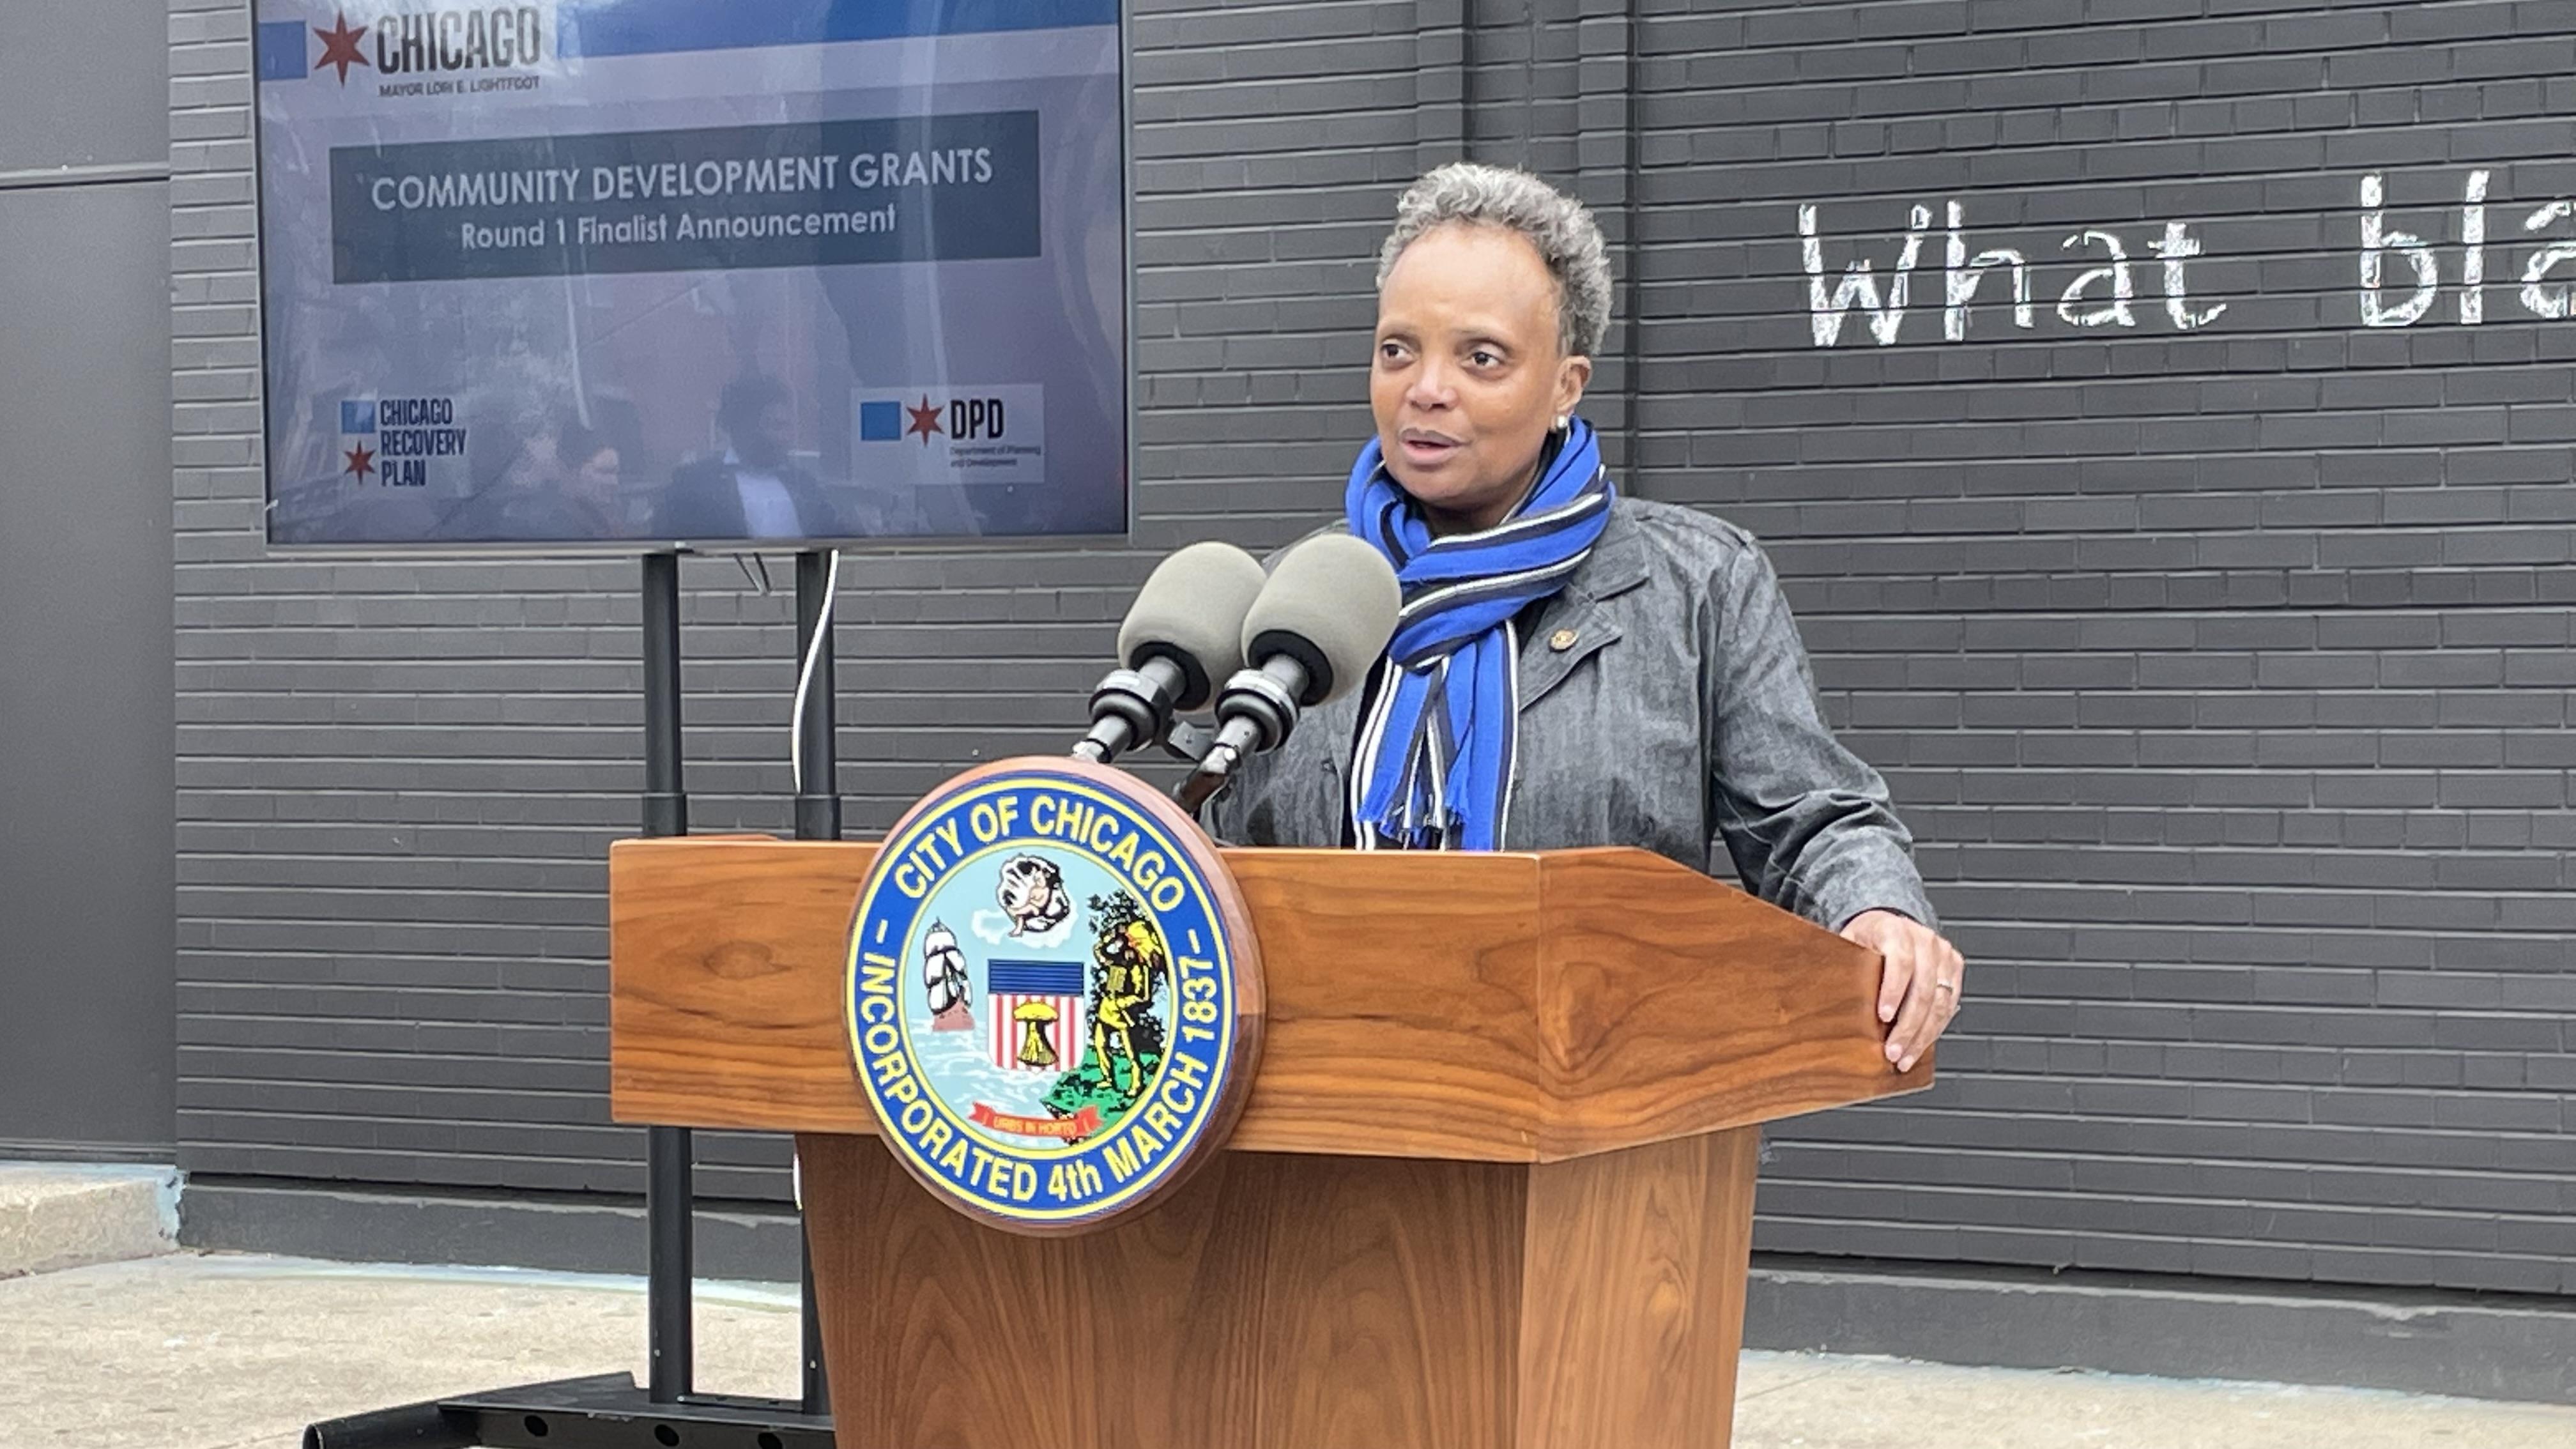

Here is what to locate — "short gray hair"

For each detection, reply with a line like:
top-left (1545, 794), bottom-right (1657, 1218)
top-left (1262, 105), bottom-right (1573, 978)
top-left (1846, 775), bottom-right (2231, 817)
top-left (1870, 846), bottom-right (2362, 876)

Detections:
top-left (1374, 163), bottom-right (1613, 358)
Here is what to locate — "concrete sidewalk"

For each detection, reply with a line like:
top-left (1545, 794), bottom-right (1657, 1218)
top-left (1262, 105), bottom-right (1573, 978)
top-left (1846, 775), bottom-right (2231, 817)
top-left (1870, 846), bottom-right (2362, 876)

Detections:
top-left (2, 1254), bottom-right (2572, 1449)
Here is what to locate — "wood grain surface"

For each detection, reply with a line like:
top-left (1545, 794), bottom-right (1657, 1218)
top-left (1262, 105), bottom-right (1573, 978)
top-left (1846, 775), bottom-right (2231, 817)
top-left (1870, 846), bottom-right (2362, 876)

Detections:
top-left (612, 837), bottom-right (1555, 1157)
top-left (1516, 1126), bottom-right (1761, 1449)
top-left (801, 1128), bottom-right (1763, 1449)
top-left (799, 1131), bottom-right (1527, 1449)
top-left (611, 837), bottom-right (869, 1132)
top-left (613, 836), bottom-right (1924, 1160)
top-left (1535, 850), bottom-right (1930, 1158)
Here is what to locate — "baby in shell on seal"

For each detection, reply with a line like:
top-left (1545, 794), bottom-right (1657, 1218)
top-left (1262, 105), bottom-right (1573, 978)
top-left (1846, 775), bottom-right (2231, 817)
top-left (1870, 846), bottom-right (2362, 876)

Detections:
top-left (995, 853), bottom-right (1071, 937)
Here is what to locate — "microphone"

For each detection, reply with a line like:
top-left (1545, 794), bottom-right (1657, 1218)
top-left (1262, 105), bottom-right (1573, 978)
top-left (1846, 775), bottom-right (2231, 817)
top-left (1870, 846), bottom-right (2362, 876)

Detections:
top-left (1178, 533), bottom-right (1400, 811)
top-left (1073, 541), bottom-right (1267, 764)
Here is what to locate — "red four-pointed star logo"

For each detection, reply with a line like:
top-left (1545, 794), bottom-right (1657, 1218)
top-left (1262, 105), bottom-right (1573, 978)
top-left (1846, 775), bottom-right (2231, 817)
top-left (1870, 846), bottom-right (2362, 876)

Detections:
top-left (343, 442), bottom-right (376, 480)
top-left (904, 396), bottom-right (945, 445)
top-left (314, 11), bottom-right (371, 84)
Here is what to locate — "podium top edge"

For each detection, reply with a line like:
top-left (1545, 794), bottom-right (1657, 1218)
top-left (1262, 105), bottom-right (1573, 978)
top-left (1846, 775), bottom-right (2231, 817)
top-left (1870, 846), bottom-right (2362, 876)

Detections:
top-left (607, 835), bottom-right (1682, 867)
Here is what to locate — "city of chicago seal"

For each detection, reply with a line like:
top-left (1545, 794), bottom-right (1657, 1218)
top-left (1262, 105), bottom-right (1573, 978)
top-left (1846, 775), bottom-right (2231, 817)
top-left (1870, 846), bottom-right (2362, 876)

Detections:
top-left (844, 756), bottom-right (1263, 1232)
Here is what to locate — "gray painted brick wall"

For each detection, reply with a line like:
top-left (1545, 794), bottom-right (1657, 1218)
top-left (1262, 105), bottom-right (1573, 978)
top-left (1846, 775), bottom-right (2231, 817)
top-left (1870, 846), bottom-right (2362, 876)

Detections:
top-left (1629, 0), bottom-right (2576, 1297)
top-left (172, 0), bottom-right (2573, 1298)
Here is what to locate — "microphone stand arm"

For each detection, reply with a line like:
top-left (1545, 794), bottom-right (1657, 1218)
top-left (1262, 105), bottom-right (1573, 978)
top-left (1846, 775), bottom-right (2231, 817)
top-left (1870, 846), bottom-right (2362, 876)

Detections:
top-left (1170, 657), bottom-right (1308, 817)
top-left (1171, 744), bottom-right (1238, 816)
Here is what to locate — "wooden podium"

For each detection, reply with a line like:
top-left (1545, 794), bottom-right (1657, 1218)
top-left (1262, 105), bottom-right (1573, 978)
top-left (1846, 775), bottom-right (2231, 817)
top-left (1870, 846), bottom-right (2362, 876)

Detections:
top-left (610, 836), bottom-right (1928, 1449)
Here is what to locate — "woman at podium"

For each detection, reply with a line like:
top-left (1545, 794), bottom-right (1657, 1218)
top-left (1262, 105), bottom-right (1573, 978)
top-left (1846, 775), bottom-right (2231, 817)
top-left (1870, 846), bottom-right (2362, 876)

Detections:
top-left (1207, 163), bottom-right (1966, 1073)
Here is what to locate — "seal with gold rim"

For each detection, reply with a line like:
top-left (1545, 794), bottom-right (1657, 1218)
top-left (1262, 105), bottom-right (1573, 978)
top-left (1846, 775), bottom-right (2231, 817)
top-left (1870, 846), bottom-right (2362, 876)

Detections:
top-left (843, 756), bottom-right (1262, 1233)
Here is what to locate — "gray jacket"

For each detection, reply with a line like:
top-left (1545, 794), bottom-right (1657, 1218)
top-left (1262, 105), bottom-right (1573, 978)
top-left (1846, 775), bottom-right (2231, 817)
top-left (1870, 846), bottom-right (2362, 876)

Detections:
top-left (1204, 496), bottom-right (1937, 931)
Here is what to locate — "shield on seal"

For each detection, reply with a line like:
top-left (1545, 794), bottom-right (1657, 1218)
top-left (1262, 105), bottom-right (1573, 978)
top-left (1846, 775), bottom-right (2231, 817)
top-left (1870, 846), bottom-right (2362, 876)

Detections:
top-left (986, 958), bottom-right (1086, 1073)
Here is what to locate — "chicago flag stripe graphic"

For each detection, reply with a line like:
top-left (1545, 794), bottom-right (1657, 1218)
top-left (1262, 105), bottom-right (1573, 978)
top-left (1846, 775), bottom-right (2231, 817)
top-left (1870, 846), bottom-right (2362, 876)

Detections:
top-left (986, 958), bottom-right (1085, 1073)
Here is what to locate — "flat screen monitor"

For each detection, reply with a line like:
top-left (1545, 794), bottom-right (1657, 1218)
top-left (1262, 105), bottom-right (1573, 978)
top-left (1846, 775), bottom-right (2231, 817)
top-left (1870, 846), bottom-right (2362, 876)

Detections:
top-left (252, 0), bottom-right (1129, 550)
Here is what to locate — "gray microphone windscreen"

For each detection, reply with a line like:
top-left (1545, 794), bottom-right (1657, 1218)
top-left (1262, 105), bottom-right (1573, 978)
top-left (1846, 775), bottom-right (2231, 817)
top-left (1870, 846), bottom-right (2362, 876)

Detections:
top-left (1239, 532), bottom-right (1400, 705)
top-left (1117, 540), bottom-right (1268, 711)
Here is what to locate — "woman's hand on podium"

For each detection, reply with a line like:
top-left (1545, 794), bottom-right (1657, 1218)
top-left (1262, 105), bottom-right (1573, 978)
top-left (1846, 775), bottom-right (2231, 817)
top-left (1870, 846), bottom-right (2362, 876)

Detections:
top-left (1841, 908), bottom-right (1965, 1074)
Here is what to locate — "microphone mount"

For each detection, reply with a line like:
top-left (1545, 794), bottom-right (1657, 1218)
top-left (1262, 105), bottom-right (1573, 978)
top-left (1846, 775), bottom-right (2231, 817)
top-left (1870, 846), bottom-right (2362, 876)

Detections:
top-left (1156, 716), bottom-right (1215, 767)
top-left (1071, 654), bottom-right (1188, 765)
top-left (1173, 657), bottom-right (1310, 814)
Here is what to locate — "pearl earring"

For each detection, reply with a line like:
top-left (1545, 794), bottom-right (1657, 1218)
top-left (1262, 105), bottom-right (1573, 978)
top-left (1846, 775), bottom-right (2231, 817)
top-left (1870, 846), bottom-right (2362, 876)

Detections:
top-left (1553, 414), bottom-right (1568, 431)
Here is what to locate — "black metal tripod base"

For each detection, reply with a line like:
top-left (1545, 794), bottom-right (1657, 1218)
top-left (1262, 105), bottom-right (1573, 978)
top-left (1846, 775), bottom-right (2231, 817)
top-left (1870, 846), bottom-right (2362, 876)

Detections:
top-left (302, 1372), bottom-right (836, 1449)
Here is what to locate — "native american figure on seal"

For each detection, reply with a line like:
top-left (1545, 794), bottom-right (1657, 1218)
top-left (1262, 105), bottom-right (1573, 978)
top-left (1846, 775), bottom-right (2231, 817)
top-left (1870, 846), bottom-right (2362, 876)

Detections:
top-left (1086, 893), bottom-right (1171, 1098)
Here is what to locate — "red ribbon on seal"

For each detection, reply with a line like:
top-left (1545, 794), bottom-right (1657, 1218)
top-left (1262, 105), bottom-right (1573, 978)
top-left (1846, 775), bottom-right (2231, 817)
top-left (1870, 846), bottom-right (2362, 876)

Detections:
top-left (970, 1103), bottom-right (1101, 1139)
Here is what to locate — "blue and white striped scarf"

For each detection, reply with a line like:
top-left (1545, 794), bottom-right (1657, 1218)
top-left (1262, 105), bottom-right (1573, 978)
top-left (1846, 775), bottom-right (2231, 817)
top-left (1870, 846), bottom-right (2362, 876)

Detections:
top-left (1345, 417), bottom-right (1614, 850)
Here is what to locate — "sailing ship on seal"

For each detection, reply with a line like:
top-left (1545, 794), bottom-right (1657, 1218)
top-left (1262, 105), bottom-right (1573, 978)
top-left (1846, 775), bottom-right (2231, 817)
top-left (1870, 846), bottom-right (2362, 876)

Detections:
top-left (921, 920), bottom-right (974, 1032)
